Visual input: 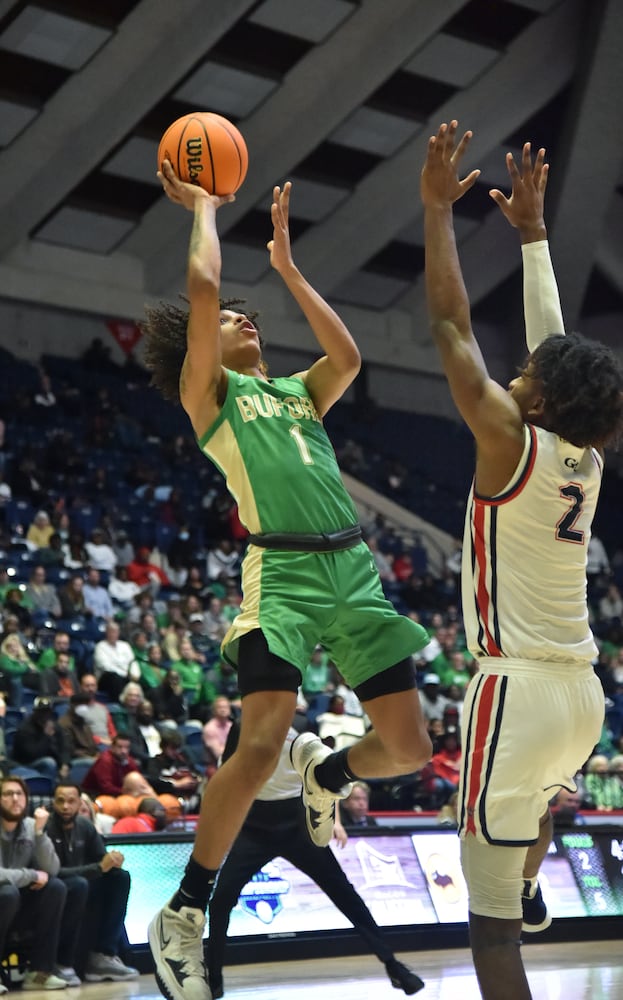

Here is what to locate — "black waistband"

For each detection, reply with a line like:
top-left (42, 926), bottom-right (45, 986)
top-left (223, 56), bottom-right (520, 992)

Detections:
top-left (247, 524), bottom-right (362, 552)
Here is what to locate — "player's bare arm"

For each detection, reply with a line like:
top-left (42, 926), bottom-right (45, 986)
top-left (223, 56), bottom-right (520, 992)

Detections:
top-left (421, 122), bottom-right (526, 491)
top-left (268, 182), bottom-right (361, 418)
top-left (158, 159), bottom-right (234, 432)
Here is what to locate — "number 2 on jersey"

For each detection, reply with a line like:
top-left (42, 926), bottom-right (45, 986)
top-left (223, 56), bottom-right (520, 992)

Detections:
top-left (556, 483), bottom-right (585, 543)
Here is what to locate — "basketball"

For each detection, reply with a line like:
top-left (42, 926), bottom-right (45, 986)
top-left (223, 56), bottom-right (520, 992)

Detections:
top-left (157, 111), bottom-right (248, 196)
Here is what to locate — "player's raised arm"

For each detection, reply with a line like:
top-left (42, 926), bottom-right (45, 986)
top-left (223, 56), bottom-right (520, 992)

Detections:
top-left (489, 142), bottom-right (565, 351)
top-left (157, 159), bottom-right (234, 432)
top-left (421, 122), bottom-right (524, 458)
top-left (267, 182), bottom-right (361, 418)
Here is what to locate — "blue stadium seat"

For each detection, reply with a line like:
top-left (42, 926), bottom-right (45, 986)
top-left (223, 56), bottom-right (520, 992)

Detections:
top-left (73, 505), bottom-right (101, 536)
top-left (23, 774), bottom-right (55, 797)
top-left (4, 707), bottom-right (25, 729)
top-left (67, 759), bottom-right (94, 787)
top-left (5, 499), bottom-right (34, 532)
top-left (155, 522), bottom-right (177, 553)
top-left (3, 726), bottom-right (17, 756)
top-left (183, 728), bottom-right (204, 748)
top-left (43, 567), bottom-right (71, 586)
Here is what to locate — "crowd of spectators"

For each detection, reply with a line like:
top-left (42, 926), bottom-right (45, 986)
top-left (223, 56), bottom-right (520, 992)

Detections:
top-left (0, 346), bottom-right (621, 987)
top-left (1, 351), bottom-right (623, 831)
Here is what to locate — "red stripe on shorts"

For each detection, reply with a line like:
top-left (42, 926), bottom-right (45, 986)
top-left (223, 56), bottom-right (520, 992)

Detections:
top-left (465, 675), bottom-right (497, 835)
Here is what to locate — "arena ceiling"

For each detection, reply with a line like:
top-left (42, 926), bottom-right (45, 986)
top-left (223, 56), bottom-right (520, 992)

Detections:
top-left (0, 0), bottom-right (622, 373)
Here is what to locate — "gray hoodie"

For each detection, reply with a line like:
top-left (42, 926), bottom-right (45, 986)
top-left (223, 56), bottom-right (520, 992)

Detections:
top-left (0, 816), bottom-right (60, 888)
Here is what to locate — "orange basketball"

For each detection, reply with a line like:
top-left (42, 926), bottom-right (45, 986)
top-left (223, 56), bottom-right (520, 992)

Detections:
top-left (157, 111), bottom-right (248, 195)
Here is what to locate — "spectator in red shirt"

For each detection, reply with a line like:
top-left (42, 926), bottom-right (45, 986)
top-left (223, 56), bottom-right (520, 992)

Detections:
top-left (392, 551), bottom-right (414, 584)
top-left (82, 735), bottom-right (139, 797)
top-left (126, 547), bottom-right (171, 597)
top-left (429, 727), bottom-right (462, 806)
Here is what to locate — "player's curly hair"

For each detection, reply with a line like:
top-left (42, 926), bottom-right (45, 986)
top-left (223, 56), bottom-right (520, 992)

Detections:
top-left (141, 296), bottom-right (265, 405)
top-left (529, 332), bottom-right (623, 448)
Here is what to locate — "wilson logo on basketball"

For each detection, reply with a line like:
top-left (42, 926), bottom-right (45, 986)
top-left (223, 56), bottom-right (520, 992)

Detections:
top-left (157, 110), bottom-right (248, 195)
top-left (185, 137), bottom-right (204, 183)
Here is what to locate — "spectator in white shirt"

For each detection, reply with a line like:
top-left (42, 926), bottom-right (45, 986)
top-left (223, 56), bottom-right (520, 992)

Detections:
top-left (84, 528), bottom-right (118, 573)
top-left (418, 674), bottom-right (451, 723)
top-left (206, 539), bottom-right (240, 584)
top-left (587, 534), bottom-right (610, 576)
top-left (108, 565), bottom-right (144, 613)
top-left (599, 583), bottom-right (623, 623)
top-left (334, 677), bottom-right (365, 718)
top-left (587, 534), bottom-right (611, 604)
top-left (93, 621), bottom-right (140, 702)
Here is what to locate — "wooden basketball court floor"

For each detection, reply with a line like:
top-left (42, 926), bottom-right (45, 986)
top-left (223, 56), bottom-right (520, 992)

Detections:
top-left (14, 940), bottom-right (622, 999)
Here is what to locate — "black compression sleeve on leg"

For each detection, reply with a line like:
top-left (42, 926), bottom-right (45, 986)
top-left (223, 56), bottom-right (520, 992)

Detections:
top-left (169, 856), bottom-right (219, 914)
top-left (314, 747), bottom-right (360, 793)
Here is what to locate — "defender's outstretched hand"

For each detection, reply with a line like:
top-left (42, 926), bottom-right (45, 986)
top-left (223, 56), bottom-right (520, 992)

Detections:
top-left (267, 181), bottom-right (294, 274)
top-left (157, 159), bottom-right (235, 212)
top-left (421, 121), bottom-right (481, 207)
top-left (489, 142), bottom-right (548, 235)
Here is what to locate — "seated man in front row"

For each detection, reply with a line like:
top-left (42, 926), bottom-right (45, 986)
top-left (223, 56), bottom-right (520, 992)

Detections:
top-left (45, 782), bottom-right (139, 985)
top-left (0, 775), bottom-right (67, 992)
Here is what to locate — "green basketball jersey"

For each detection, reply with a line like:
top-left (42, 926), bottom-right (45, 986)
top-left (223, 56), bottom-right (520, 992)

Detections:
top-left (196, 371), bottom-right (359, 534)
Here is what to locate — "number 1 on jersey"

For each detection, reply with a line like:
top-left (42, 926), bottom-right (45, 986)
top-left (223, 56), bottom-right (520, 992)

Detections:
top-left (290, 424), bottom-right (314, 465)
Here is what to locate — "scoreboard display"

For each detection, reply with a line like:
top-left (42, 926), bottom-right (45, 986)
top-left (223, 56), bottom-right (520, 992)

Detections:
top-left (556, 830), bottom-right (623, 916)
top-left (108, 825), bottom-right (623, 947)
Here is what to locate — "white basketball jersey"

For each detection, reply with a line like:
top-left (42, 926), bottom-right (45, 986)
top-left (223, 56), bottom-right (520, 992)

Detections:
top-left (461, 423), bottom-right (602, 665)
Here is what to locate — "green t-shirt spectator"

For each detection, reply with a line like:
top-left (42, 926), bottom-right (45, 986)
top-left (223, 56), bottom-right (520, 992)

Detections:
top-left (0, 651), bottom-right (36, 677)
top-left (138, 659), bottom-right (164, 690)
top-left (302, 648), bottom-right (331, 698)
top-left (171, 657), bottom-right (205, 705)
top-left (431, 649), bottom-right (474, 690)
